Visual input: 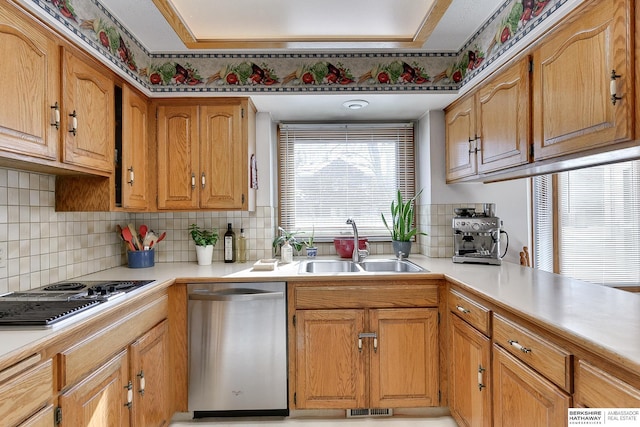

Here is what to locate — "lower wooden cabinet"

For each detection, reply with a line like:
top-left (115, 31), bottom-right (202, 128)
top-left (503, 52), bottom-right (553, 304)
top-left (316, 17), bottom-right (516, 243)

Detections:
top-left (0, 358), bottom-right (53, 427)
top-left (574, 360), bottom-right (640, 408)
top-left (129, 320), bottom-right (171, 426)
top-left (493, 345), bottom-right (571, 427)
top-left (291, 280), bottom-right (441, 410)
top-left (294, 307), bottom-right (439, 409)
top-left (449, 314), bottom-right (491, 427)
top-left (58, 350), bottom-right (129, 427)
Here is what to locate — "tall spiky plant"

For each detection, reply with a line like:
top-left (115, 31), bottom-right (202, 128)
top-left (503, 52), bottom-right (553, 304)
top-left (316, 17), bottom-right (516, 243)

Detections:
top-left (381, 189), bottom-right (426, 241)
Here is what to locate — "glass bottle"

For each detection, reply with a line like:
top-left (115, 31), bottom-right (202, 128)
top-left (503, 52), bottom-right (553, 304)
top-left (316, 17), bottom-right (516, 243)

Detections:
top-left (237, 228), bottom-right (247, 263)
top-left (281, 240), bottom-right (293, 264)
top-left (224, 223), bottom-right (236, 263)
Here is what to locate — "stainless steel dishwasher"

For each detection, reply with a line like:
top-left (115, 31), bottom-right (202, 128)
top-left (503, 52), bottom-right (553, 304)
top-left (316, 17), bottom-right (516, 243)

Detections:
top-left (188, 282), bottom-right (288, 418)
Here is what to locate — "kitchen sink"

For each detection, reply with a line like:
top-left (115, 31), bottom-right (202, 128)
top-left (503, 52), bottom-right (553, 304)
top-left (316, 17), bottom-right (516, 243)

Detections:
top-left (298, 259), bottom-right (426, 274)
top-left (300, 260), bottom-right (362, 273)
top-left (359, 259), bottom-right (425, 273)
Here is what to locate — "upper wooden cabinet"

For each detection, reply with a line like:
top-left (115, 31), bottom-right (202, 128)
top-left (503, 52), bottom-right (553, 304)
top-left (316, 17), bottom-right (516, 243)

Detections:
top-left (476, 58), bottom-right (530, 173)
top-left (0, 0), bottom-right (59, 161)
top-left (445, 57), bottom-right (531, 182)
top-left (156, 98), bottom-right (256, 211)
top-left (61, 47), bottom-right (114, 173)
top-left (532, 0), bottom-right (634, 161)
top-left (445, 95), bottom-right (477, 181)
top-left (121, 85), bottom-right (150, 210)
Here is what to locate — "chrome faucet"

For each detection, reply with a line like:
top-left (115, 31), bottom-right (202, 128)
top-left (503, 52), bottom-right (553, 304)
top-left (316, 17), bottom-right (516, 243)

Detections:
top-left (346, 218), bottom-right (369, 263)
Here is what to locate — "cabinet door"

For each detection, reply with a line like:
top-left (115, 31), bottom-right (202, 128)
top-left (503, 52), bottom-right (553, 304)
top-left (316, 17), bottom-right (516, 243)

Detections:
top-left (369, 308), bottom-right (439, 408)
top-left (59, 350), bottom-right (129, 427)
top-left (157, 104), bottom-right (199, 209)
top-left (449, 315), bottom-right (491, 427)
top-left (62, 48), bottom-right (114, 172)
top-left (532, 0), bottom-right (633, 160)
top-left (477, 58), bottom-right (530, 174)
top-left (0, 359), bottom-right (53, 427)
top-left (575, 360), bottom-right (640, 408)
top-left (0, 1), bottom-right (58, 160)
top-left (129, 320), bottom-right (170, 427)
top-left (295, 309), bottom-right (366, 409)
top-left (493, 345), bottom-right (570, 427)
top-left (199, 103), bottom-right (245, 209)
top-left (121, 85), bottom-right (149, 210)
top-left (445, 95), bottom-right (477, 181)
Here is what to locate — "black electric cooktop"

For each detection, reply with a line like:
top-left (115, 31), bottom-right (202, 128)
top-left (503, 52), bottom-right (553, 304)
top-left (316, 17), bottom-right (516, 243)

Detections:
top-left (0, 280), bottom-right (154, 327)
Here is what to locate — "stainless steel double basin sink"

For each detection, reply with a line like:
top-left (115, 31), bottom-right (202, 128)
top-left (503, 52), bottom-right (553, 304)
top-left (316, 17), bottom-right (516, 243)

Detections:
top-left (298, 259), bottom-right (426, 274)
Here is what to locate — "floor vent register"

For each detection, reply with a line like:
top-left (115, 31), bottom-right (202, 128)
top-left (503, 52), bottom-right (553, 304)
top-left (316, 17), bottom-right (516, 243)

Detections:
top-left (347, 408), bottom-right (393, 418)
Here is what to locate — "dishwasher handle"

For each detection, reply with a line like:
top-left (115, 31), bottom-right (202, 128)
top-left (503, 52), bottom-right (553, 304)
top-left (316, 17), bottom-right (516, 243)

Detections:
top-left (189, 288), bottom-right (284, 302)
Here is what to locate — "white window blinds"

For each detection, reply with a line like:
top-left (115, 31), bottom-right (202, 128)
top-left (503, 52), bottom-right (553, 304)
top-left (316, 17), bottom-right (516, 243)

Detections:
top-left (533, 160), bottom-right (640, 286)
top-left (557, 162), bottom-right (640, 286)
top-left (278, 122), bottom-right (416, 239)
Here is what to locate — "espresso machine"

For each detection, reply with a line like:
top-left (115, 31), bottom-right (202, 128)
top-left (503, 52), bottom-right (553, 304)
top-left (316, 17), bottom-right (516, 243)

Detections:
top-left (452, 205), bottom-right (505, 265)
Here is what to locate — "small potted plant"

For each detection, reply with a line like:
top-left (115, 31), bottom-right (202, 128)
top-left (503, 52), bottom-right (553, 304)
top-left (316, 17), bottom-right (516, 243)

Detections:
top-left (303, 226), bottom-right (317, 258)
top-left (272, 226), bottom-right (303, 256)
top-left (381, 189), bottom-right (426, 258)
top-left (189, 224), bottom-right (219, 265)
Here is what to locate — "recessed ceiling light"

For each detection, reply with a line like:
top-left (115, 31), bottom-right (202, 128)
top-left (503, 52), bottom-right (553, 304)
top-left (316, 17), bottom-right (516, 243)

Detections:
top-left (343, 99), bottom-right (369, 110)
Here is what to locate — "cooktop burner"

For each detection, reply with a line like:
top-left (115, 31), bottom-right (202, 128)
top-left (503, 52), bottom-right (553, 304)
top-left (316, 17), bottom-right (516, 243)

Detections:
top-left (0, 280), bottom-right (155, 326)
top-left (43, 282), bottom-right (86, 292)
top-left (0, 300), bottom-right (101, 326)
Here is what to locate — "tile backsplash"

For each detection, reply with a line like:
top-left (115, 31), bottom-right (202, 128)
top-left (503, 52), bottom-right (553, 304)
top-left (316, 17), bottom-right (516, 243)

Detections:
top-left (0, 166), bottom-right (480, 294)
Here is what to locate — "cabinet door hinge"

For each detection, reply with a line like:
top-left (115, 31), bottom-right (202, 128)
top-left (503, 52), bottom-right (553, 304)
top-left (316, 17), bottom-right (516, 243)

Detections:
top-left (242, 193), bottom-right (245, 205)
top-left (438, 390), bottom-right (442, 404)
top-left (292, 314), bottom-right (296, 327)
top-left (437, 312), bottom-right (441, 325)
top-left (529, 144), bottom-right (534, 159)
top-left (529, 58), bottom-right (533, 73)
top-left (55, 406), bottom-right (62, 425)
top-left (241, 108), bottom-right (245, 119)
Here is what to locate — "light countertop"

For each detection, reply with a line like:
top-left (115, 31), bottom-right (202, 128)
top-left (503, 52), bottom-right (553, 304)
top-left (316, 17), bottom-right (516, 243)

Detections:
top-left (1, 255), bottom-right (639, 376)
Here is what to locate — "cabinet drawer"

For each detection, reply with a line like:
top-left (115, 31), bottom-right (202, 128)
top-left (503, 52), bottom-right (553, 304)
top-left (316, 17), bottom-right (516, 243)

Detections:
top-left (0, 358), bottom-right (53, 427)
top-left (493, 314), bottom-right (572, 392)
top-left (448, 289), bottom-right (491, 336)
top-left (295, 284), bottom-right (438, 309)
top-left (575, 360), bottom-right (640, 408)
top-left (59, 294), bottom-right (168, 389)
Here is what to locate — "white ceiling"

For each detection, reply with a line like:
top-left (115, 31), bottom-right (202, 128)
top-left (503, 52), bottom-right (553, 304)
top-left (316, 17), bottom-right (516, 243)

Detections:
top-left (99, 0), bottom-right (504, 120)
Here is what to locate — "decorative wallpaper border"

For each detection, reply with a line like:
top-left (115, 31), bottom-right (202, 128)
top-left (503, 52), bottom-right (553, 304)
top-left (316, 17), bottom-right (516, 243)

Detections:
top-left (31, 0), bottom-right (567, 95)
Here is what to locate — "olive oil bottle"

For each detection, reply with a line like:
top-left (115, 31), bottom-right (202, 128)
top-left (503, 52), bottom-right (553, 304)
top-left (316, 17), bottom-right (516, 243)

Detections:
top-left (224, 223), bottom-right (236, 263)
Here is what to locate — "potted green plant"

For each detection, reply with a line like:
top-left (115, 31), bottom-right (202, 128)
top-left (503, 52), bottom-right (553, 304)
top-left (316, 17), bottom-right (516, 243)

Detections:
top-left (189, 224), bottom-right (219, 265)
top-left (381, 189), bottom-right (426, 258)
top-left (272, 226), bottom-right (303, 256)
top-left (303, 226), bottom-right (317, 258)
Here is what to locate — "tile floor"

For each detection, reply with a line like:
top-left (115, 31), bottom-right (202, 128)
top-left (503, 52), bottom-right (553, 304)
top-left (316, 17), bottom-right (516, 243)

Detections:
top-left (170, 410), bottom-right (458, 426)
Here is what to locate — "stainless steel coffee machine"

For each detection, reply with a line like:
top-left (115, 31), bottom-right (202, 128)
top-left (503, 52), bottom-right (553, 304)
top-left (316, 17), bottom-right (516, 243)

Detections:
top-left (452, 205), bottom-right (504, 265)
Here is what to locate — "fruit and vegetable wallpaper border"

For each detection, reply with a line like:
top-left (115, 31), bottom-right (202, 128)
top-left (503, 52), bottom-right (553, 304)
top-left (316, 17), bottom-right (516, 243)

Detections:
top-left (31, 0), bottom-right (565, 94)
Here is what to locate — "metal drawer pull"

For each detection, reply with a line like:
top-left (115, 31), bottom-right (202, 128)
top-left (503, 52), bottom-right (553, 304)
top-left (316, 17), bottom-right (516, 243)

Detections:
top-left (137, 370), bottom-right (145, 395)
top-left (124, 380), bottom-right (133, 408)
top-left (507, 339), bottom-right (531, 354)
top-left (68, 110), bottom-right (78, 135)
top-left (201, 172), bottom-right (206, 188)
top-left (51, 102), bottom-right (60, 129)
top-left (127, 167), bottom-right (134, 185)
top-left (610, 70), bottom-right (622, 105)
top-left (478, 365), bottom-right (486, 391)
top-left (358, 332), bottom-right (378, 352)
top-left (191, 173), bottom-right (196, 189)
top-left (456, 305), bottom-right (470, 314)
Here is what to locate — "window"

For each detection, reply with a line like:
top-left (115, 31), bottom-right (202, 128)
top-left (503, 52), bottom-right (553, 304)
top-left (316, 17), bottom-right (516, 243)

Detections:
top-left (278, 122), bottom-right (416, 239)
top-left (533, 160), bottom-right (640, 286)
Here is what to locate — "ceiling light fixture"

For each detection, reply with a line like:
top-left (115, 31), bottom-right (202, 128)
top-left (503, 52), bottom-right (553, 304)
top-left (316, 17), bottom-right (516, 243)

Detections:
top-left (343, 99), bottom-right (369, 110)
